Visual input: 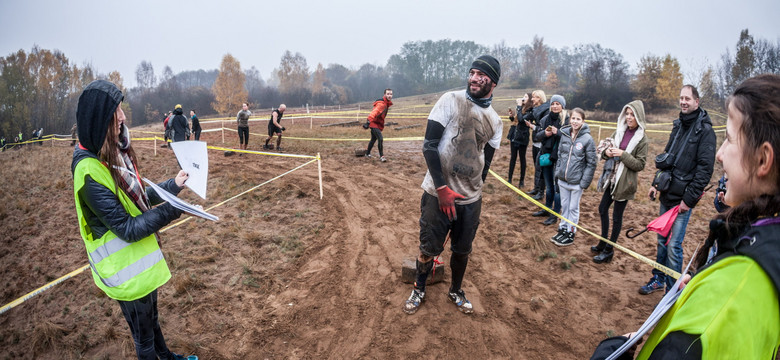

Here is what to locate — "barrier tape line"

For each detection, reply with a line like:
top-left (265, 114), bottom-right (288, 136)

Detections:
top-left (488, 169), bottom-right (681, 279)
top-left (206, 145), bottom-right (317, 159)
top-left (0, 153), bottom-right (320, 316)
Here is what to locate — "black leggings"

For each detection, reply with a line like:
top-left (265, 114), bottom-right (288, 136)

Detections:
top-left (118, 290), bottom-right (173, 360)
top-left (508, 142), bottom-right (528, 184)
top-left (238, 127), bottom-right (249, 144)
top-left (367, 128), bottom-right (384, 156)
top-left (598, 186), bottom-right (628, 248)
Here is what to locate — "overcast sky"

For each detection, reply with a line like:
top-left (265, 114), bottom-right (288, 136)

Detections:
top-left (1, 0), bottom-right (778, 88)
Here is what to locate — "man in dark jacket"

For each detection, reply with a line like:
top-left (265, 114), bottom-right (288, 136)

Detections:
top-left (170, 104), bottom-right (190, 142)
top-left (365, 89), bottom-right (394, 162)
top-left (641, 85), bottom-right (716, 295)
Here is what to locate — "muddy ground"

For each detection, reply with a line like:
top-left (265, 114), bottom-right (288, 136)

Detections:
top-left (0, 93), bottom-right (724, 359)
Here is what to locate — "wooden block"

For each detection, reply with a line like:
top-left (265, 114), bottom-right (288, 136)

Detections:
top-left (400, 258), bottom-right (445, 284)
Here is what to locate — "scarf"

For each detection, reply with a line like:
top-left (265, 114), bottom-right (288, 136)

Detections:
top-left (465, 90), bottom-right (493, 108)
top-left (115, 125), bottom-right (150, 213)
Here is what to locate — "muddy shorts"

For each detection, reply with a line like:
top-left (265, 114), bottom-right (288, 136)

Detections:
top-left (418, 192), bottom-right (482, 257)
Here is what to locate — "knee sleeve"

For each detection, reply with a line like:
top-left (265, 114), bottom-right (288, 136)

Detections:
top-left (416, 259), bottom-right (434, 274)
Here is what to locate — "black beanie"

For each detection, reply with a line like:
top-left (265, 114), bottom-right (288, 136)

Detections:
top-left (471, 55), bottom-right (501, 84)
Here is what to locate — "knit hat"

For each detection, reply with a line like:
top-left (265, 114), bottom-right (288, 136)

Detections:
top-left (470, 55), bottom-right (501, 84)
top-left (175, 104), bottom-right (182, 109)
top-left (550, 94), bottom-right (566, 109)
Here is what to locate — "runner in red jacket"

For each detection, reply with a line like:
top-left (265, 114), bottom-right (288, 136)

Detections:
top-left (365, 89), bottom-right (393, 162)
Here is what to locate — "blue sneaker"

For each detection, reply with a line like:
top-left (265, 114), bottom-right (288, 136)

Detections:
top-left (403, 288), bottom-right (425, 314)
top-left (448, 289), bottom-right (474, 314)
top-left (638, 276), bottom-right (665, 295)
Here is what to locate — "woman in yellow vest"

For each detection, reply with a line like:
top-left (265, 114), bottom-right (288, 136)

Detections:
top-left (591, 74), bottom-right (780, 359)
top-left (72, 80), bottom-right (197, 360)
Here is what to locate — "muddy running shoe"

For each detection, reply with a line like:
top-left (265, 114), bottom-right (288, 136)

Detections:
top-left (639, 276), bottom-right (665, 295)
top-left (403, 288), bottom-right (425, 314)
top-left (448, 289), bottom-right (474, 314)
top-left (365, 153), bottom-right (373, 158)
top-left (380, 156), bottom-right (387, 162)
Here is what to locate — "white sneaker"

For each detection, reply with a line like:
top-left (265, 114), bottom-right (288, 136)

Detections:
top-left (380, 156), bottom-right (387, 162)
top-left (403, 289), bottom-right (425, 314)
top-left (448, 289), bottom-right (473, 314)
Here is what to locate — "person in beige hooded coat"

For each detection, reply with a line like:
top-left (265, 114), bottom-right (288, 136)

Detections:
top-left (592, 100), bottom-right (648, 263)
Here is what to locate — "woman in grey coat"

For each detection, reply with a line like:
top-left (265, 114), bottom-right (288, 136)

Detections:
top-left (551, 107), bottom-right (597, 246)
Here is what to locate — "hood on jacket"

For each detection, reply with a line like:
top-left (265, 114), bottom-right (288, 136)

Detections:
top-left (616, 100), bottom-right (646, 132)
top-left (76, 80), bottom-right (123, 155)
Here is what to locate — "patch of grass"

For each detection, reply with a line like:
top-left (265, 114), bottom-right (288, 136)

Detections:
top-left (606, 329), bottom-right (617, 338)
top-left (242, 276), bottom-right (260, 288)
top-left (536, 251), bottom-right (558, 262)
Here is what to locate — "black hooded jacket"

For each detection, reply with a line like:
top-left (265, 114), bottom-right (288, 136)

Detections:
top-left (72, 80), bottom-right (182, 243)
top-left (171, 107), bottom-right (190, 142)
top-left (658, 108), bottom-right (716, 208)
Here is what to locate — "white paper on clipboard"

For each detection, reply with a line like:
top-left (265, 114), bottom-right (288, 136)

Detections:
top-left (142, 178), bottom-right (218, 221)
top-left (170, 141), bottom-right (209, 199)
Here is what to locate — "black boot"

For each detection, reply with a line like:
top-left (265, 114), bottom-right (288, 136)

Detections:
top-left (593, 247), bottom-right (614, 264)
top-left (542, 215), bottom-right (556, 226)
top-left (532, 210), bottom-right (548, 217)
top-left (590, 241), bottom-right (606, 253)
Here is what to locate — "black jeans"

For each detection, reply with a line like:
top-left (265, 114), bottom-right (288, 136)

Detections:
top-left (598, 186), bottom-right (629, 249)
top-left (367, 128), bottom-right (384, 156)
top-left (237, 126), bottom-right (249, 145)
top-left (193, 130), bottom-right (201, 141)
top-left (508, 142), bottom-right (528, 185)
top-left (118, 290), bottom-right (174, 360)
top-left (532, 146), bottom-right (545, 192)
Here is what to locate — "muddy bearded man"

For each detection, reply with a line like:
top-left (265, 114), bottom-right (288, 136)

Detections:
top-left (404, 55), bottom-right (502, 315)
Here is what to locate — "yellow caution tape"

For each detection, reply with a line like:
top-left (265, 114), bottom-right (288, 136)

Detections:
top-left (489, 169), bottom-right (681, 279)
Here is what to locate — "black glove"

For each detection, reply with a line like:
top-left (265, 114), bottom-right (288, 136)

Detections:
top-left (281, 127), bottom-right (286, 131)
top-left (362, 121), bottom-right (370, 129)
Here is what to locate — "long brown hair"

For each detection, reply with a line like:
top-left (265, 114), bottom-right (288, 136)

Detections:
top-left (694, 74), bottom-right (780, 270)
top-left (521, 92), bottom-right (533, 114)
top-left (99, 111), bottom-right (140, 193)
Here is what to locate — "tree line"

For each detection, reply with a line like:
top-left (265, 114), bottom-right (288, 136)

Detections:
top-left (1, 29), bottom-right (778, 138)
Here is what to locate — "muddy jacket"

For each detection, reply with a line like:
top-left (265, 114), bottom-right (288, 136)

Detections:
top-left (236, 109), bottom-right (251, 128)
top-left (658, 108), bottom-right (716, 208)
top-left (368, 96), bottom-right (393, 131)
top-left (555, 123), bottom-right (597, 189)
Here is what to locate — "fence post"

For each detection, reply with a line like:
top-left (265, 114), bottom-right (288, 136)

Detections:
top-left (317, 152), bottom-right (323, 200)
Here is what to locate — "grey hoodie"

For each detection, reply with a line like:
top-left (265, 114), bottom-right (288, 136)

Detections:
top-left (555, 122), bottom-right (597, 189)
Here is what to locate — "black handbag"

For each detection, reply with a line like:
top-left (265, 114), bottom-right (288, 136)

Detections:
top-left (507, 125), bottom-right (516, 141)
top-left (652, 169), bottom-right (673, 192)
